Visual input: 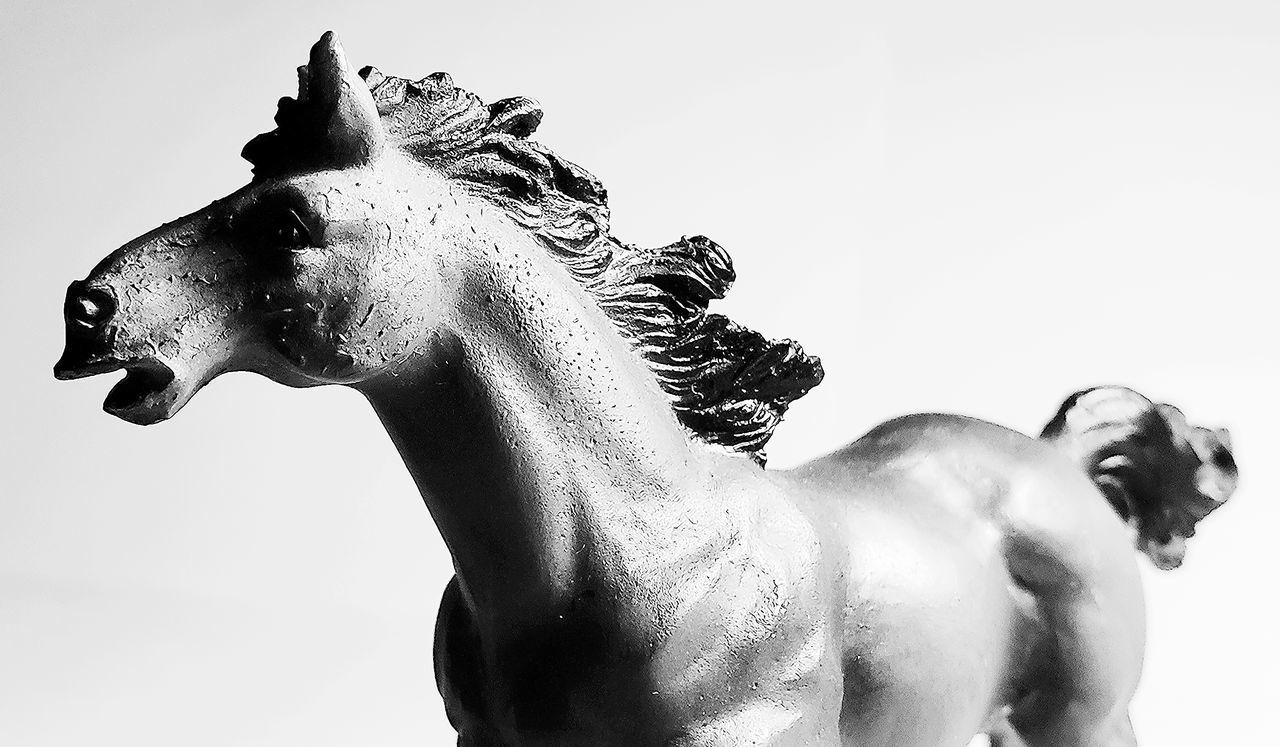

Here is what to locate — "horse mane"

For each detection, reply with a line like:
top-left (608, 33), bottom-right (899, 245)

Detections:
top-left (244, 67), bottom-right (824, 459)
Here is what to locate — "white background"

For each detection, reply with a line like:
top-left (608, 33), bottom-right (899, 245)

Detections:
top-left (2, 1), bottom-right (1276, 744)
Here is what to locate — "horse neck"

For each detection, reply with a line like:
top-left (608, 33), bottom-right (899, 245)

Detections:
top-left (358, 218), bottom-right (721, 633)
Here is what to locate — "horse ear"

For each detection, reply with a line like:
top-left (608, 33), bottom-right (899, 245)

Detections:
top-left (488, 97), bottom-right (543, 138)
top-left (301, 31), bottom-right (385, 164)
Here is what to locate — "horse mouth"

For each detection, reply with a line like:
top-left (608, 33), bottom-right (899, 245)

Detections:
top-left (104, 360), bottom-right (178, 418)
top-left (55, 356), bottom-right (179, 425)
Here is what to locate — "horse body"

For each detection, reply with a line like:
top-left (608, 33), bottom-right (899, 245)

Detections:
top-left (54, 34), bottom-right (1236, 746)
top-left (809, 416), bottom-right (1145, 745)
top-left (420, 394), bottom-right (1144, 745)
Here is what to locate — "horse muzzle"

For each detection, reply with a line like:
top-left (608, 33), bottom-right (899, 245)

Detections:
top-left (54, 280), bottom-right (182, 425)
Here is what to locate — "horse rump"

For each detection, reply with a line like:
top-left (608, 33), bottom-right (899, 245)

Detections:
top-left (1040, 386), bottom-right (1238, 570)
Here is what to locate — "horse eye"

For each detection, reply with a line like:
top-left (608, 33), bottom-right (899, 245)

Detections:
top-left (270, 210), bottom-right (312, 249)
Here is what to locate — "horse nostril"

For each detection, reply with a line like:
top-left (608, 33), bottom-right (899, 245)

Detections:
top-left (67, 284), bottom-right (116, 329)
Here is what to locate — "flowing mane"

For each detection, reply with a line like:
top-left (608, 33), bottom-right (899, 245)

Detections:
top-left (243, 66), bottom-right (823, 458)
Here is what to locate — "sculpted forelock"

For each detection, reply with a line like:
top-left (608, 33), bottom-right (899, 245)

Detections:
top-left (242, 62), bottom-right (824, 458)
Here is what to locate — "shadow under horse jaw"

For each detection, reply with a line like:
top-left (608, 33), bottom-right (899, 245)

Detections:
top-left (55, 32), bottom-right (1239, 746)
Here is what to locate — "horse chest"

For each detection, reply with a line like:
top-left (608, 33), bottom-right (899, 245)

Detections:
top-left (436, 592), bottom-right (677, 742)
top-left (436, 543), bottom-right (835, 743)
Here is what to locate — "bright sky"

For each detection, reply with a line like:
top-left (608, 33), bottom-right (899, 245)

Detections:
top-left (2, 1), bottom-right (1277, 744)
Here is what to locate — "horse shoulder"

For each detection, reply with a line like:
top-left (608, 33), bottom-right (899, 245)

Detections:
top-left (643, 457), bottom-right (845, 737)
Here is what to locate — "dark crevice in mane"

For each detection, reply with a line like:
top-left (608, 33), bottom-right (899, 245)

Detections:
top-left (244, 65), bottom-right (823, 459)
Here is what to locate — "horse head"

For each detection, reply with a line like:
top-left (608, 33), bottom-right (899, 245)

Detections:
top-left (55, 31), bottom-right (822, 461)
top-left (54, 33), bottom-right (467, 424)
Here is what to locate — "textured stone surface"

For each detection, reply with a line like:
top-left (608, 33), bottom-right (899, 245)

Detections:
top-left (55, 32), bottom-right (1238, 745)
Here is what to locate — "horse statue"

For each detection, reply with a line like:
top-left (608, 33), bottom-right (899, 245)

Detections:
top-left (54, 33), bottom-right (1239, 746)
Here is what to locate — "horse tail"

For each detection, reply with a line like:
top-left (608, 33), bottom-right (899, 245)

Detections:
top-left (1039, 386), bottom-right (1238, 570)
